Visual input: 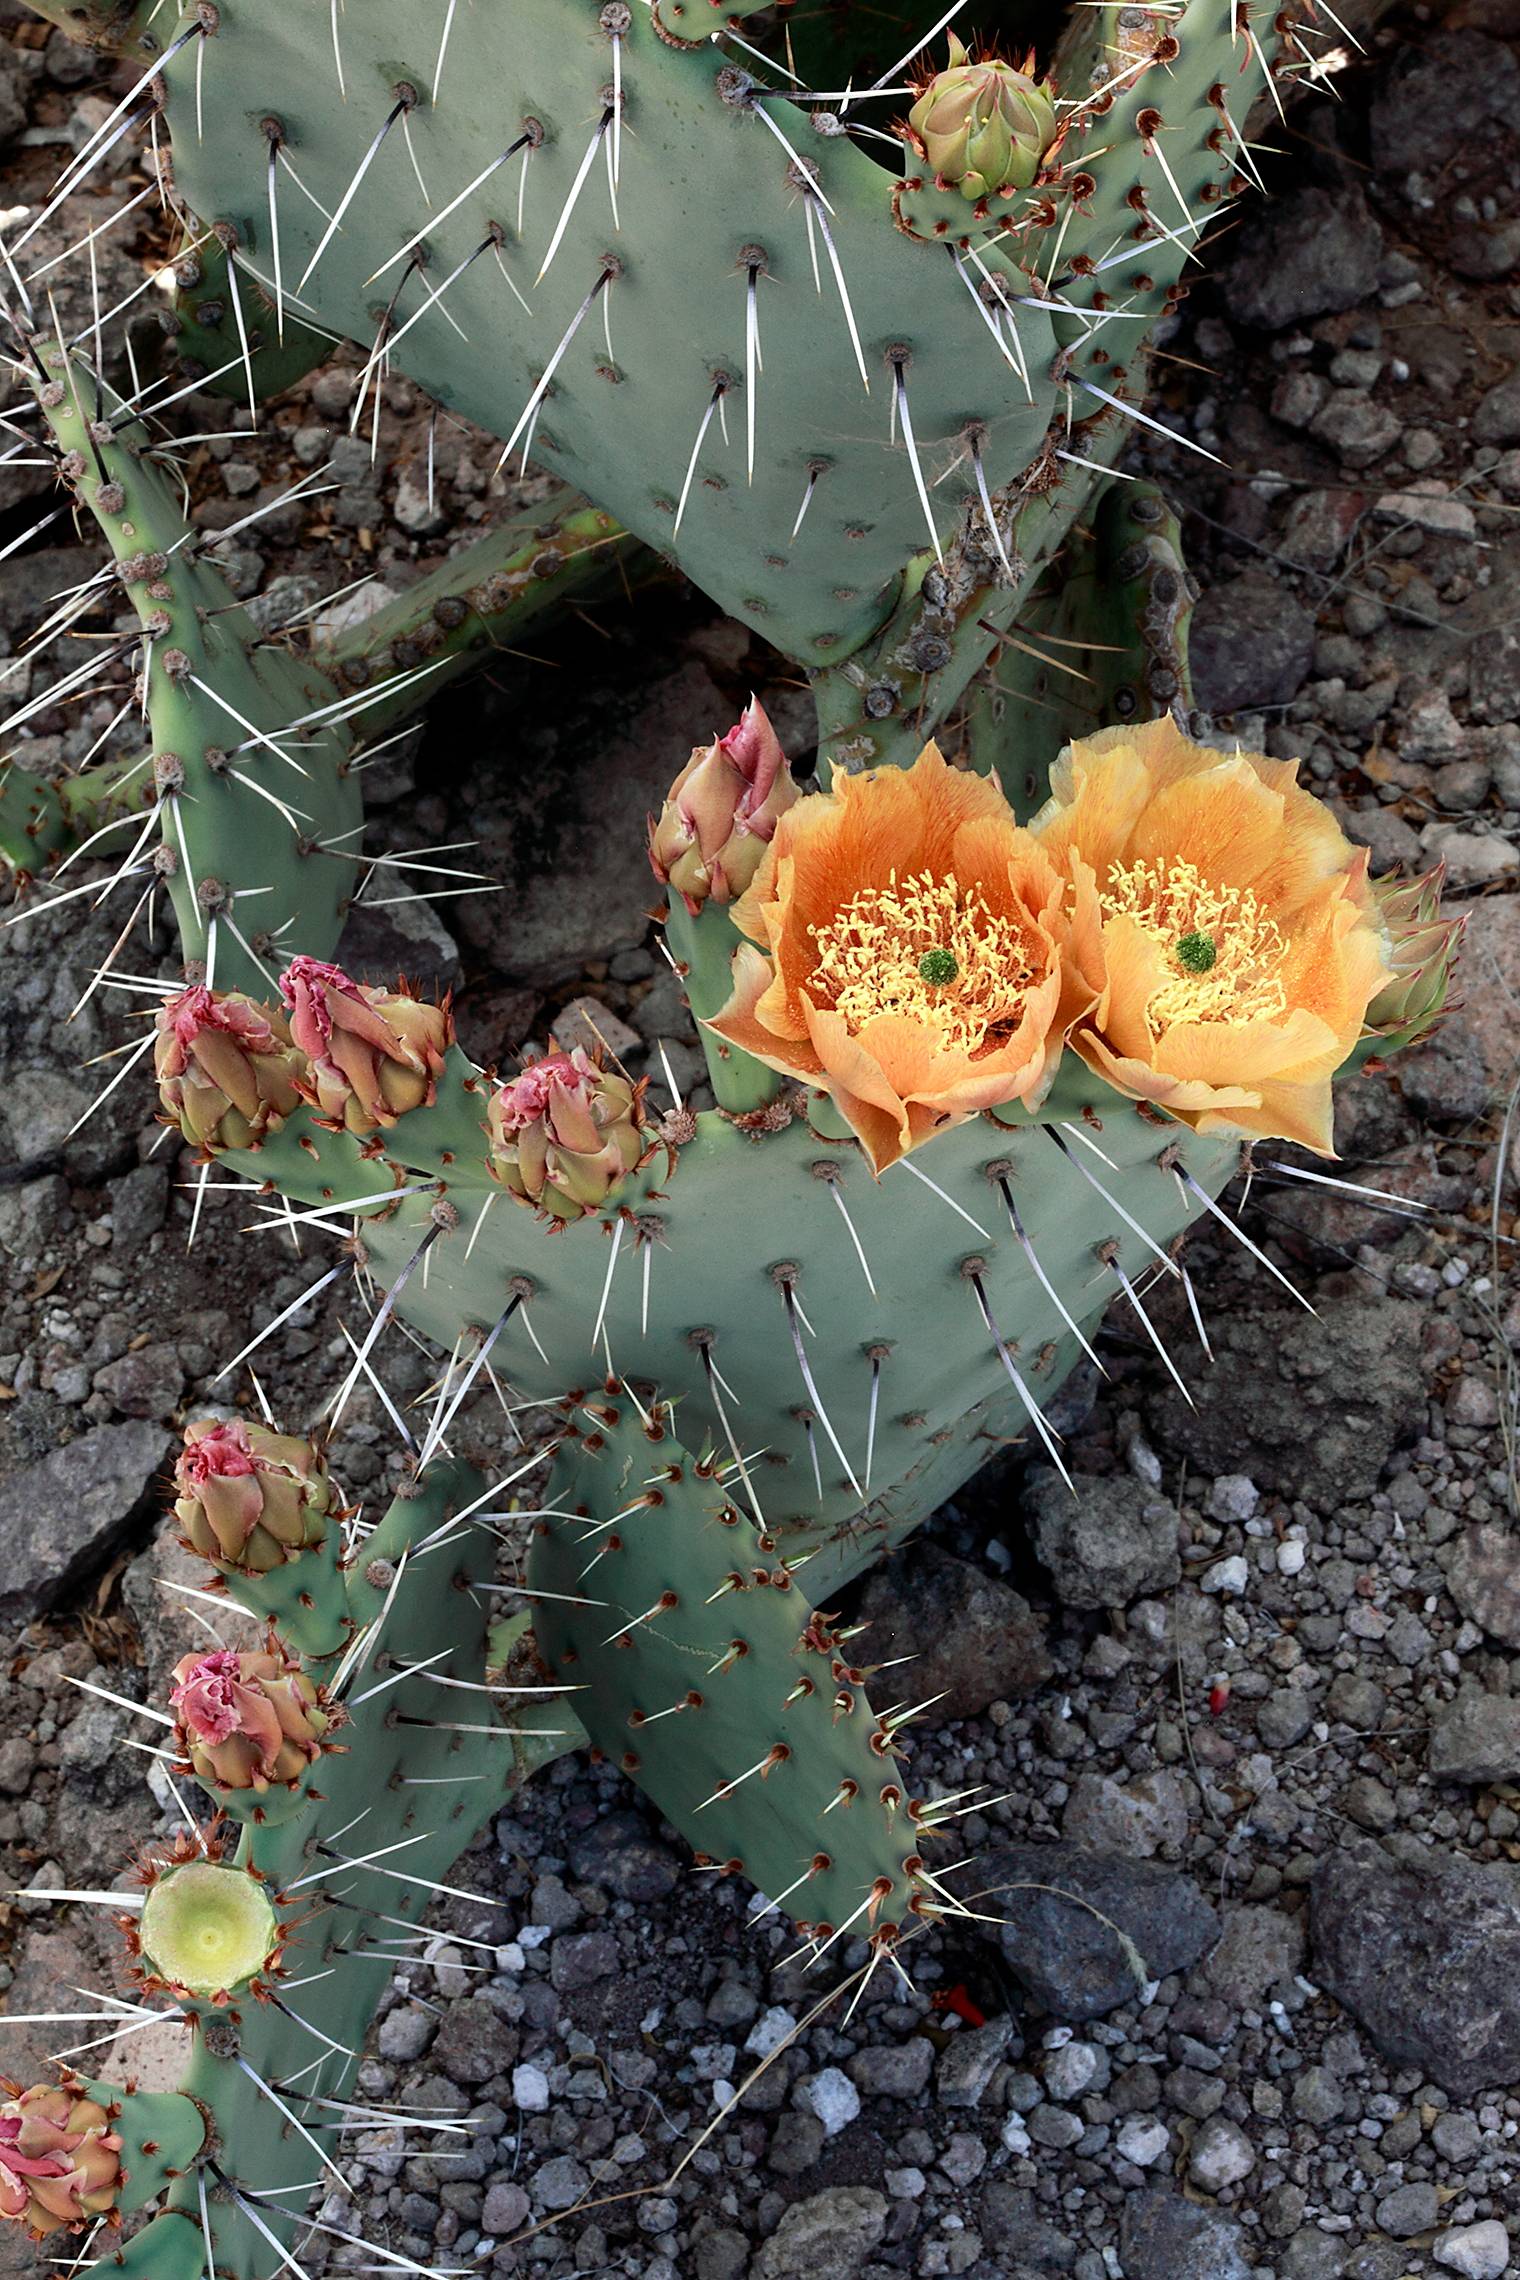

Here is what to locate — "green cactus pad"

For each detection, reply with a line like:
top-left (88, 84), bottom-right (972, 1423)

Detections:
top-left (153, 0), bottom-right (1062, 666)
top-left (226, 1045), bottom-right (1242, 1602)
top-left (533, 1397), bottom-right (942, 1945)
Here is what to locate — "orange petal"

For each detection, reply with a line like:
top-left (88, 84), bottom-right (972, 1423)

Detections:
top-left (1070, 1025), bottom-right (1263, 1120)
top-left (1030, 733), bottom-right (1153, 883)
top-left (706, 941), bottom-right (824, 1085)
top-left (1089, 913), bottom-right (1173, 1062)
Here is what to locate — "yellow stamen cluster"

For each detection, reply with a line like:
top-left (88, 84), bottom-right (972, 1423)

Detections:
top-left (809, 870), bottom-right (1036, 1053)
top-left (1102, 856), bottom-right (1288, 1034)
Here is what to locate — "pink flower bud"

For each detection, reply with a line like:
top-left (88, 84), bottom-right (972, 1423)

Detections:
top-left (171, 1642), bottom-right (332, 1794)
top-left (280, 956), bottom-right (451, 1136)
top-left (487, 1047), bottom-right (648, 1222)
top-left (0, 2086), bottom-right (122, 2238)
top-left (647, 697), bottom-right (798, 912)
top-left (174, 1418), bottom-right (332, 1575)
top-left (154, 985), bottom-right (303, 1152)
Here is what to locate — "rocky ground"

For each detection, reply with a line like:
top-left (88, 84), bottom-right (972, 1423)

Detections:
top-left (1, 4), bottom-right (1519, 2279)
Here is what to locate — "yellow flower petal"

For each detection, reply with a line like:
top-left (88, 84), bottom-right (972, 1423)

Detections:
top-left (1031, 719), bottom-right (1394, 1152)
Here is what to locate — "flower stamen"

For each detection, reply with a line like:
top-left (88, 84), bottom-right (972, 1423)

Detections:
top-left (1102, 857), bottom-right (1288, 1033)
top-left (809, 869), bottom-right (1035, 1054)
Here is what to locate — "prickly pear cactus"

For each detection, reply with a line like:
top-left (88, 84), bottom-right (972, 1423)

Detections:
top-left (0, 3), bottom-right (1446, 2276)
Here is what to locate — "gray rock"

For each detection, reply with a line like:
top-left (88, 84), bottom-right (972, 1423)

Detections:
top-left (109, 1164), bottom-right (168, 1250)
top-left (935, 2017), bottom-right (1017, 2108)
top-left (1115, 2113), bottom-right (1171, 2168)
top-left (1024, 1471), bottom-right (1179, 1609)
top-left (1397, 1024), bottom-right (1491, 1124)
top-left (1434, 2221), bottom-right (1511, 2279)
top-left (1119, 2189), bottom-right (1252, 2280)
top-left (2, 1066), bottom-right (135, 1184)
top-left (567, 1809), bottom-right (681, 1901)
top-left (695, 2228), bottom-right (751, 2280)
top-left (1474, 373), bottom-right (1520, 450)
top-left (798, 2067), bottom-right (859, 2138)
top-left (856, 1543), bottom-right (1051, 1718)
top-left (1222, 185), bottom-right (1383, 331)
top-left (533, 2153), bottom-right (589, 2211)
top-left (1198, 1903), bottom-right (1305, 2009)
top-left (1187, 2114), bottom-right (1255, 2192)
top-left (0, 1738), bottom-right (36, 1796)
top-left (0, 1422), bottom-right (170, 1619)
top-left (978, 2186), bottom-right (1077, 2271)
top-left (1430, 1689), bottom-right (1520, 1785)
top-left (1432, 2111), bottom-right (1483, 2164)
top-left (984, 1841), bottom-right (1218, 2021)
top-left (1377, 2183), bottom-right (1439, 2240)
top-left (0, 49), bottom-right (28, 149)
top-left (1313, 392), bottom-right (1403, 471)
top-left (1447, 1526), bottom-right (1520, 1648)
top-left (0, 1175), bottom-right (69, 1264)
top-left (550, 1930), bottom-right (618, 1990)
top-left (1190, 575), bottom-right (1315, 714)
top-left (1374, 483), bottom-right (1477, 541)
top-left (431, 1995), bottom-right (510, 2084)
top-left (753, 2188), bottom-right (888, 2280)
top-left (1280, 2232), bottom-right (1350, 2280)
top-left (92, 1342), bottom-right (184, 1422)
top-left (1257, 1689), bottom-right (1315, 1749)
top-left (378, 2005), bottom-right (436, 2062)
top-left (1061, 1769), bottom-right (1187, 1858)
top-left (1027, 2101), bottom-right (1083, 2149)
top-left (1313, 1842), bottom-right (1520, 2096)
top-left (482, 2181), bottom-right (530, 2238)
top-left (552, 994), bottom-right (641, 1063)
top-left (122, 1527), bottom-right (213, 1699)
top-left (1454, 205), bottom-right (1520, 273)
top-left (1150, 1293), bottom-right (1423, 1511)
top-left (767, 2111), bottom-right (822, 2176)
top-left (1043, 2040), bottom-right (1103, 2101)
top-left (1370, 31), bottom-right (1520, 174)
top-left (846, 2039), bottom-right (932, 2099)
top-left (1291, 2065), bottom-right (1345, 2126)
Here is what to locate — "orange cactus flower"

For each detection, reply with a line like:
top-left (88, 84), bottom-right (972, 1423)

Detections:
top-left (707, 742), bottom-right (1091, 1172)
top-left (1028, 717), bottom-right (1395, 1154)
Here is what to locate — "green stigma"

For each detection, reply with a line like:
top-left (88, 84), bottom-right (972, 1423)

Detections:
top-left (918, 947), bottom-right (959, 986)
top-left (1176, 931), bottom-right (1217, 975)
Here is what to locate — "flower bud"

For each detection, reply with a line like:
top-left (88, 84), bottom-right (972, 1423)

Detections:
top-left (154, 985), bottom-right (303, 1152)
top-left (174, 1418), bottom-right (331, 1576)
top-left (0, 2085), bottom-right (122, 2238)
top-left (1364, 863), bottom-right (1463, 1047)
top-left (907, 35), bottom-right (1057, 200)
top-left (280, 956), bottom-right (450, 1136)
top-left (648, 697), bottom-right (798, 913)
top-left (487, 1047), bottom-right (647, 1222)
top-left (171, 1643), bottom-right (333, 1794)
